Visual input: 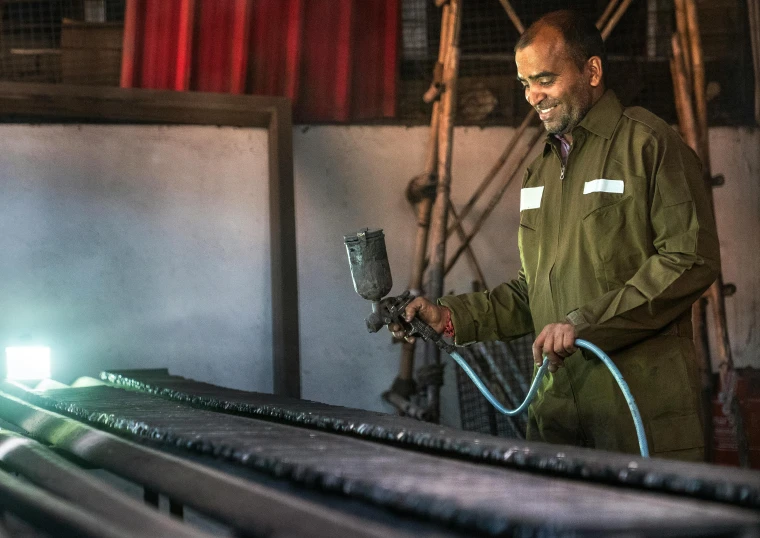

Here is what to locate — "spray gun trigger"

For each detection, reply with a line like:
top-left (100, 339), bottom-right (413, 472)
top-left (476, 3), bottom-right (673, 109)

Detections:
top-left (364, 290), bottom-right (414, 334)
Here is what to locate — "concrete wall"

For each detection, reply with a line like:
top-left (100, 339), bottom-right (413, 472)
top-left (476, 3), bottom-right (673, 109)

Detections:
top-left (0, 123), bottom-right (757, 429)
top-left (0, 125), bottom-right (274, 393)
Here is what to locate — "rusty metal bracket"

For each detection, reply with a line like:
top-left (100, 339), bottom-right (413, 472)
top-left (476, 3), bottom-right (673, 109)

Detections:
top-left (405, 173), bottom-right (437, 205)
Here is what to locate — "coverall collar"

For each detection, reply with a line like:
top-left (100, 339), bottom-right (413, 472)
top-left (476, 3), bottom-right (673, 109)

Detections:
top-left (542, 89), bottom-right (623, 155)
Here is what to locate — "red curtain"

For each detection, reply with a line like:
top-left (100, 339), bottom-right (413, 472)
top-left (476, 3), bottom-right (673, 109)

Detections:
top-left (121, 0), bottom-right (399, 122)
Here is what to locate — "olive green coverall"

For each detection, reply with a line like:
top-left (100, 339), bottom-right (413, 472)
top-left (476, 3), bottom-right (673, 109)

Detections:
top-left (439, 90), bottom-right (720, 461)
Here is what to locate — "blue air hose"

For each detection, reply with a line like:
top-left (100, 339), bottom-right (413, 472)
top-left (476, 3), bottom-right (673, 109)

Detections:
top-left (448, 338), bottom-right (650, 458)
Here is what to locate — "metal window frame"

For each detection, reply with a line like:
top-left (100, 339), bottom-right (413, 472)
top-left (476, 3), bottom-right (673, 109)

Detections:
top-left (0, 81), bottom-right (300, 398)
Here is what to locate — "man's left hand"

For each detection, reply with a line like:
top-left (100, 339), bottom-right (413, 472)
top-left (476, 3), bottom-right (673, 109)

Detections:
top-left (533, 322), bottom-right (577, 373)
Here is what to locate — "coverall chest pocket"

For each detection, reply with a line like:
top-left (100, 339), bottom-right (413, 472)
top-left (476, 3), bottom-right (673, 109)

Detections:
top-left (581, 191), bottom-right (626, 218)
top-left (581, 194), bottom-right (646, 290)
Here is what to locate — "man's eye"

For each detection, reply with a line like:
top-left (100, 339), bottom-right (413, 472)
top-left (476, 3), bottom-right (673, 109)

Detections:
top-left (539, 79), bottom-right (553, 86)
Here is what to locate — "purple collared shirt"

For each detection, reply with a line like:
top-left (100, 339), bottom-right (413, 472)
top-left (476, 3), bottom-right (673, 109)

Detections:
top-left (555, 134), bottom-right (571, 165)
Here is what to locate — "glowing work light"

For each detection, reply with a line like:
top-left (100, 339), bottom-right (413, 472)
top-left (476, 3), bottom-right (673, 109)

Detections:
top-left (5, 346), bottom-right (51, 380)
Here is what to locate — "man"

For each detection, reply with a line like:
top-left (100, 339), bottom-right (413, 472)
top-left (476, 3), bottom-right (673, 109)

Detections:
top-left (392, 10), bottom-right (720, 461)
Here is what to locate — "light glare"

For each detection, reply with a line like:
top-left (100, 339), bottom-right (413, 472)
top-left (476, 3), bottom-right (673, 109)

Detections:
top-left (5, 346), bottom-right (51, 380)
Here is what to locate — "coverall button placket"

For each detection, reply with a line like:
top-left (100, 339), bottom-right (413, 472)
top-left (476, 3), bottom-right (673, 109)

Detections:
top-left (547, 140), bottom-right (565, 304)
top-left (553, 135), bottom-right (589, 447)
top-left (550, 135), bottom-right (577, 322)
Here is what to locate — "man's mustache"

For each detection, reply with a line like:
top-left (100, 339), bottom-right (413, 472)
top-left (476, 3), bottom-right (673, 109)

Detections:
top-left (536, 100), bottom-right (560, 111)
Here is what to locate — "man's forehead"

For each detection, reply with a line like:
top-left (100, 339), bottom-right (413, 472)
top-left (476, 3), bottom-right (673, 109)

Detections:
top-left (527, 23), bottom-right (566, 49)
top-left (515, 29), bottom-right (571, 77)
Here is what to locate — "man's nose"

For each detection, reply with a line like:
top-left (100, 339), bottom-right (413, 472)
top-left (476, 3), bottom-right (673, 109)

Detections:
top-left (526, 87), bottom-right (545, 108)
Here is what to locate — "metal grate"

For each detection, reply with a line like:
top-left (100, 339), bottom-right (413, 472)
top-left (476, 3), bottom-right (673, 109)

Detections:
top-left (0, 0), bottom-right (125, 86)
top-left (455, 333), bottom-right (534, 438)
top-left (400, 0), bottom-right (755, 126)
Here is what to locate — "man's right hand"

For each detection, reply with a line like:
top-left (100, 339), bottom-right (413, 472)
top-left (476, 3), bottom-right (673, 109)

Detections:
top-left (388, 297), bottom-right (449, 343)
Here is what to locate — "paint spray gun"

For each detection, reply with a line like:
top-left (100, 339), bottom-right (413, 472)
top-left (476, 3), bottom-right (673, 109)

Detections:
top-left (343, 228), bottom-right (454, 354)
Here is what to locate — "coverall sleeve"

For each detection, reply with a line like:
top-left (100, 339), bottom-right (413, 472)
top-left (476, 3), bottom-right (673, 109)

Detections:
top-left (566, 132), bottom-right (721, 352)
top-left (438, 267), bottom-right (534, 346)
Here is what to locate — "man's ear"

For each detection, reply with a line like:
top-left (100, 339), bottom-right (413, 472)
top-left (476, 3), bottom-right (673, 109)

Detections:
top-left (587, 56), bottom-right (603, 87)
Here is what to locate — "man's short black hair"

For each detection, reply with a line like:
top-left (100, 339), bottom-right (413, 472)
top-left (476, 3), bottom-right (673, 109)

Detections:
top-left (515, 10), bottom-right (606, 75)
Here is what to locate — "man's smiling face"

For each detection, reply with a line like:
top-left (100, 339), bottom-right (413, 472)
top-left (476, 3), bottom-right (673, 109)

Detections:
top-left (515, 25), bottom-right (596, 136)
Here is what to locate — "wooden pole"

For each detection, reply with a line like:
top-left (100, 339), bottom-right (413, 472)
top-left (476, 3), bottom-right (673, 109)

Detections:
top-left (600, 0), bottom-right (635, 41)
top-left (673, 0), bottom-right (693, 91)
top-left (410, 3), bottom-right (452, 293)
top-left (395, 195), bottom-right (434, 396)
top-left (497, 0), bottom-right (524, 34)
top-left (685, 0), bottom-right (710, 172)
top-left (392, 5), bottom-right (452, 407)
top-left (596, 0), bottom-right (621, 30)
top-left (750, 0), bottom-right (760, 125)
top-left (670, 36), bottom-right (699, 149)
top-left (423, 0), bottom-right (463, 422)
top-left (708, 280), bottom-right (738, 387)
